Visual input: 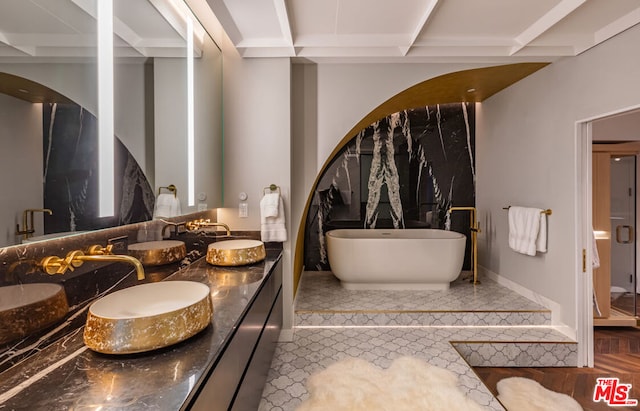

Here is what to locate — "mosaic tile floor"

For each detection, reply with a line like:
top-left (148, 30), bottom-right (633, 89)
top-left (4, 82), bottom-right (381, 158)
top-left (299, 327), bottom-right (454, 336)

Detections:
top-left (259, 271), bottom-right (576, 411)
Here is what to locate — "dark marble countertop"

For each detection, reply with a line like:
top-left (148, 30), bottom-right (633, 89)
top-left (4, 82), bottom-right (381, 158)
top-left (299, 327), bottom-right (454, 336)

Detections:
top-left (0, 248), bottom-right (282, 410)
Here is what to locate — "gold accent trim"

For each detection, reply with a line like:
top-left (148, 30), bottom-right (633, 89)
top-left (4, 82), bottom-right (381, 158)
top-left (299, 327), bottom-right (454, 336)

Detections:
top-left (449, 340), bottom-right (576, 345)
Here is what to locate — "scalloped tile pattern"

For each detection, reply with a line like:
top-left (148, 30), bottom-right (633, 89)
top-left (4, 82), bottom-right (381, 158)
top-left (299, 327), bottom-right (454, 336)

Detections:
top-left (259, 271), bottom-right (576, 411)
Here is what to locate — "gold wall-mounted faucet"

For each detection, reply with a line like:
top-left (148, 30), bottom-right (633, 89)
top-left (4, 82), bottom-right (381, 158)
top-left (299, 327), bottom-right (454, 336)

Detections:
top-left (448, 206), bottom-right (480, 285)
top-left (162, 221), bottom-right (187, 238)
top-left (186, 219), bottom-right (231, 236)
top-left (16, 208), bottom-right (53, 240)
top-left (39, 245), bottom-right (145, 280)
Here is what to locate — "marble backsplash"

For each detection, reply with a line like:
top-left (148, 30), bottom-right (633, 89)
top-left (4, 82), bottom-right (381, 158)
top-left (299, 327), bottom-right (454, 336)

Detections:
top-left (0, 209), bottom-right (236, 373)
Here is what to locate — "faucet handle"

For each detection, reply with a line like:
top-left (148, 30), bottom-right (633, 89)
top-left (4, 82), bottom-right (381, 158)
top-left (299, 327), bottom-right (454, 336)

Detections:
top-left (39, 250), bottom-right (83, 275)
top-left (86, 244), bottom-right (114, 255)
top-left (40, 256), bottom-right (65, 275)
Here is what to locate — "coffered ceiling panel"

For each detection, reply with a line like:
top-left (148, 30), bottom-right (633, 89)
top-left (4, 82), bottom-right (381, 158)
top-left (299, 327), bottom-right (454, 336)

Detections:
top-left (205, 0), bottom-right (640, 62)
top-left (0, 0), bottom-right (194, 60)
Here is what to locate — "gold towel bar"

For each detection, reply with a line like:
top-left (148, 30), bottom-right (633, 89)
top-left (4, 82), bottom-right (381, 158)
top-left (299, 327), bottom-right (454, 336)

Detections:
top-left (158, 184), bottom-right (177, 197)
top-left (503, 206), bottom-right (552, 215)
top-left (263, 184), bottom-right (280, 195)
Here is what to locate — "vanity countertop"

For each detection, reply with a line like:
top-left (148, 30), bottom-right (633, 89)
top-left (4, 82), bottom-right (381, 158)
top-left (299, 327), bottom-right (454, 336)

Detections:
top-left (0, 248), bottom-right (282, 410)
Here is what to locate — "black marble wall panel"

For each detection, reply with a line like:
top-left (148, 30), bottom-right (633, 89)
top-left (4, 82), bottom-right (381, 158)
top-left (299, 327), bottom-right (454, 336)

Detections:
top-left (42, 103), bottom-right (154, 234)
top-left (305, 103), bottom-right (475, 270)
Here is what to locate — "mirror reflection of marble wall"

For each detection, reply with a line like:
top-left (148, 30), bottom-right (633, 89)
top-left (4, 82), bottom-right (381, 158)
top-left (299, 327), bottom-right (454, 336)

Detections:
top-left (43, 103), bottom-right (154, 235)
top-left (0, 0), bottom-right (223, 247)
top-left (305, 103), bottom-right (476, 270)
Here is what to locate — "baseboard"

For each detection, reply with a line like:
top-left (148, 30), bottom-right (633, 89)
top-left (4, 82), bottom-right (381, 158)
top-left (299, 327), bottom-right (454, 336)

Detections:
top-left (278, 328), bottom-right (294, 342)
top-left (479, 266), bottom-right (577, 341)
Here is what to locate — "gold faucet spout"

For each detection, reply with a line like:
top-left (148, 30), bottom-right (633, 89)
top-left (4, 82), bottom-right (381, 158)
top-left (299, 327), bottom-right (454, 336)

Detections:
top-left (39, 247), bottom-right (145, 280)
top-left (162, 221), bottom-right (187, 237)
top-left (186, 219), bottom-right (231, 236)
top-left (75, 254), bottom-right (145, 281)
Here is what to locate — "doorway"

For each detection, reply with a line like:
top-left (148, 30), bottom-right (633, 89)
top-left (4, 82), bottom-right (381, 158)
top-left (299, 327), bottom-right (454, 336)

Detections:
top-left (577, 106), bottom-right (640, 367)
top-left (593, 146), bottom-right (638, 323)
top-left (610, 155), bottom-right (637, 315)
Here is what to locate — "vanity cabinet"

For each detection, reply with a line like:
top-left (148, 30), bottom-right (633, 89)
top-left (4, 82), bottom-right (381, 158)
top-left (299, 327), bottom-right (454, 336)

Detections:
top-left (189, 259), bottom-right (283, 410)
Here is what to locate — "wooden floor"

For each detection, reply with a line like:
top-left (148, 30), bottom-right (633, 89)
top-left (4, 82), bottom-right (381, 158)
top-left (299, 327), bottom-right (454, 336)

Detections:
top-left (474, 327), bottom-right (640, 411)
top-left (612, 293), bottom-right (639, 316)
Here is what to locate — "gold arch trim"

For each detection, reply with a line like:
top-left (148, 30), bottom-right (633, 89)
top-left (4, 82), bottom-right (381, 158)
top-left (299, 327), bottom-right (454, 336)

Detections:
top-left (293, 63), bottom-right (549, 295)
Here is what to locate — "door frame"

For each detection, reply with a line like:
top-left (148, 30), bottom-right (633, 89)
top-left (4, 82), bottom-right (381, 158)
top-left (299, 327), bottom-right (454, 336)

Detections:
top-left (576, 104), bottom-right (640, 367)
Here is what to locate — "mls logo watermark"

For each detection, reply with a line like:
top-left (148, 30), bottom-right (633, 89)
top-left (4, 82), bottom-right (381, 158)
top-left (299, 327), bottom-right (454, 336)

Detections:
top-left (593, 377), bottom-right (638, 407)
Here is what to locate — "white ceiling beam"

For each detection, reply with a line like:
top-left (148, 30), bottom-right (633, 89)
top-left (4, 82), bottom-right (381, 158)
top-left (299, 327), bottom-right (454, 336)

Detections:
top-left (573, 5), bottom-right (640, 54)
top-left (147, 0), bottom-right (205, 55)
top-left (273, 0), bottom-right (296, 56)
top-left (112, 19), bottom-right (146, 57)
top-left (291, 33), bottom-right (409, 48)
top-left (400, 0), bottom-right (438, 56)
top-left (204, 0), bottom-right (243, 45)
top-left (0, 32), bottom-right (36, 56)
top-left (509, 0), bottom-right (586, 56)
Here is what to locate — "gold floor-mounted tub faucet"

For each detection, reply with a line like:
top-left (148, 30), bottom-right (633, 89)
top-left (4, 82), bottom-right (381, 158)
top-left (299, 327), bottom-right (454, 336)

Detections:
top-left (448, 206), bottom-right (480, 285)
top-left (16, 208), bottom-right (53, 240)
top-left (39, 245), bottom-right (145, 280)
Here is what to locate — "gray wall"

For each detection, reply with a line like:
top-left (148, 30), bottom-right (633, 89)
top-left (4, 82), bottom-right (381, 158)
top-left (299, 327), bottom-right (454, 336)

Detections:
top-left (477, 23), bottom-right (640, 332)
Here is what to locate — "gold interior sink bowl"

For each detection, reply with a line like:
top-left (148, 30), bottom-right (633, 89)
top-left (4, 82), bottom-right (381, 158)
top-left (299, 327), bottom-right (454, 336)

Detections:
top-left (127, 240), bottom-right (187, 266)
top-left (84, 281), bottom-right (212, 354)
top-left (0, 283), bottom-right (69, 344)
top-left (206, 239), bottom-right (266, 266)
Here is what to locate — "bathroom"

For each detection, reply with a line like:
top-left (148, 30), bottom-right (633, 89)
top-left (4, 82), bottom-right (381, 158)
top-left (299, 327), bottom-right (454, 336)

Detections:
top-left (2, 0), bottom-right (640, 409)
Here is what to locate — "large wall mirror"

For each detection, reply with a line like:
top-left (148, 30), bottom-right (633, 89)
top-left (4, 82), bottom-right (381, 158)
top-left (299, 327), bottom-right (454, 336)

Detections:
top-left (0, 0), bottom-right (222, 247)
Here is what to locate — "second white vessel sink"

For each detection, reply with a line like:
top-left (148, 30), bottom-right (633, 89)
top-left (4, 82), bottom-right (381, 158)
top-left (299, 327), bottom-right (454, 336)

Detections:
top-left (206, 239), bottom-right (266, 266)
top-left (84, 281), bottom-right (213, 354)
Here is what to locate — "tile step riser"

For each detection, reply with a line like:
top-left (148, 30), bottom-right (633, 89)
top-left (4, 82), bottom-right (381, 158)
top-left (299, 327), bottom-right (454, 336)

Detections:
top-left (454, 342), bottom-right (578, 367)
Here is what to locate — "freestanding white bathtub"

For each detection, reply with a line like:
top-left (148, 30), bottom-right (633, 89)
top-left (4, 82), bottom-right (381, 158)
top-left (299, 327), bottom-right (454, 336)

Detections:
top-left (326, 229), bottom-right (466, 290)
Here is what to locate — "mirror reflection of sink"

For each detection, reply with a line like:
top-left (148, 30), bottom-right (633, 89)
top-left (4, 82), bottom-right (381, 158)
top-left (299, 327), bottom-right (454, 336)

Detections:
top-left (208, 268), bottom-right (264, 287)
top-left (127, 240), bottom-right (187, 266)
top-left (0, 283), bottom-right (69, 344)
top-left (84, 281), bottom-right (212, 354)
top-left (206, 239), bottom-right (266, 266)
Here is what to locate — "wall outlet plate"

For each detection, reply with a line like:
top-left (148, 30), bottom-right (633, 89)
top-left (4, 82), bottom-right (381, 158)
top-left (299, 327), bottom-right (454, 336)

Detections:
top-left (239, 202), bottom-right (248, 218)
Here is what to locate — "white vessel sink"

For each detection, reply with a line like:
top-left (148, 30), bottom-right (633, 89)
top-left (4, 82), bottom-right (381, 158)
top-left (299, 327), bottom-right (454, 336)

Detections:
top-left (206, 239), bottom-right (266, 266)
top-left (84, 281), bottom-right (213, 354)
top-left (127, 240), bottom-right (187, 266)
top-left (0, 283), bottom-right (69, 344)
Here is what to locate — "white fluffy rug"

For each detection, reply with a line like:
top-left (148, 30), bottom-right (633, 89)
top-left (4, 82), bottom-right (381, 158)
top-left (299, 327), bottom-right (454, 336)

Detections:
top-left (497, 377), bottom-right (583, 411)
top-left (296, 356), bottom-right (484, 411)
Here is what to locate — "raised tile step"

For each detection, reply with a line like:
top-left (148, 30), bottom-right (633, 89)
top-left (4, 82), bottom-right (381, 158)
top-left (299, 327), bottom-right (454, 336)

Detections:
top-left (295, 309), bottom-right (552, 327)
